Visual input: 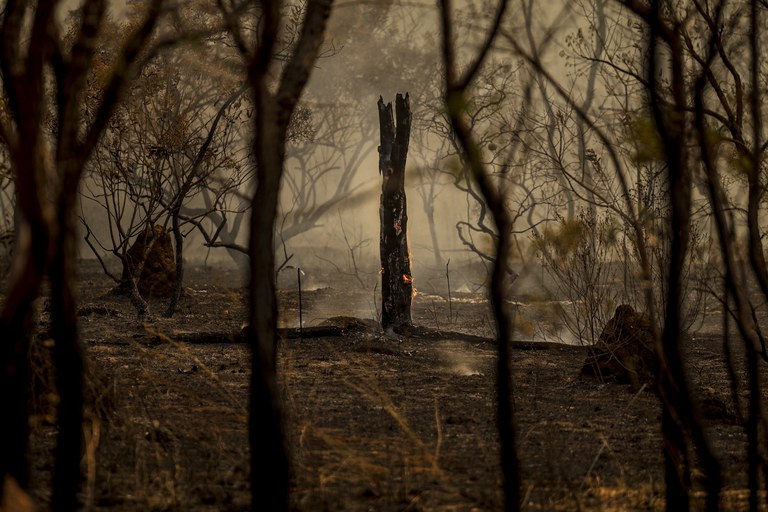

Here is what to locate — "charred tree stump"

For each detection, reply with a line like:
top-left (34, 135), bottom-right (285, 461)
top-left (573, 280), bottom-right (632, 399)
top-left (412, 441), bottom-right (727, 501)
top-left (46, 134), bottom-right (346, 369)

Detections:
top-left (378, 93), bottom-right (413, 332)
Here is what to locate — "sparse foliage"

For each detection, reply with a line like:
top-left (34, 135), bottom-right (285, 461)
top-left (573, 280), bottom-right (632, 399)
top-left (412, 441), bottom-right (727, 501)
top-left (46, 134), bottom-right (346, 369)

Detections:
top-left (534, 209), bottom-right (624, 345)
top-left (80, 12), bottom-right (251, 316)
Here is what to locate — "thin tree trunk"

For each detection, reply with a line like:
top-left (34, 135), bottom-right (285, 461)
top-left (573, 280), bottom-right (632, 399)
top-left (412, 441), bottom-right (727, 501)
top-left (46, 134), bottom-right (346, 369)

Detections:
top-left (164, 83), bottom-right (247, 318)
top-left (0, 0), bottom-right (162, 505)
top-left (0, 217), bottom-right (50, 495)
top-left (378, 93), bottom-right (413, 332)
top-left (747, 348), bottom-right (761, 512)
top-left (249, 97), bottom-right (289, 510)
top-left (425, 203), bottom-right (443, 269)
top-left (224, 0), bottom-right (332, 508)
top-left (456, 132), bottom-right (521, 512)
top-left (746, 3), bottom-right (766, 508)
top-left (165, 212), bottom-right (184, 317)
top-left (49, 208), bottom-right (84, 512)
top-left (651, 11), bottom-right (721, 509)
top-left (438, 0), bottom-right (518, 508)
top-left (0, 292), bottom-right (36, 494)
top-left (696, 85), bottom-right (766, 511)
top-left (118, 250), bottom-right (150, 316)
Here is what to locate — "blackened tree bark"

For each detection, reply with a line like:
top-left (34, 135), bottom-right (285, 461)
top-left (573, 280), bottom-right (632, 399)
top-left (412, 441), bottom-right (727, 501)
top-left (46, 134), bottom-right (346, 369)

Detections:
top-left (248, 1), bottom-right (332, 505)
top-left (48, 181), bottom-right (84, 512)
top-left (646, 14), bottom-right (694, 508)
top-left (0, 1), bottom-right (164, 509)
top-left (744, 2), bottom-right (766, 507)
top-left (378, 93), bottom-right (413, 332)
top-left (629, 1), bottom-right (723, 509)
top-left (0, 2), bottom-right (58, 494)
top-left (219, 0), bottom-right (333, 509)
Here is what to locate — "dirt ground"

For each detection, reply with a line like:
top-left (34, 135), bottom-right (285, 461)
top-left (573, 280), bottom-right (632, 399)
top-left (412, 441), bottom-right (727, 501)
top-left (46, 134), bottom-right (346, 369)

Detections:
top-left (9, 260), bottom-right (766, 511)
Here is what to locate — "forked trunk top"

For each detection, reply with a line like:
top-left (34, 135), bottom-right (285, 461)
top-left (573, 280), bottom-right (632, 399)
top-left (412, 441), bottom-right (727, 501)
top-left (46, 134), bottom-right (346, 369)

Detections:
top-left (378, 93), bottom-right (413, 332)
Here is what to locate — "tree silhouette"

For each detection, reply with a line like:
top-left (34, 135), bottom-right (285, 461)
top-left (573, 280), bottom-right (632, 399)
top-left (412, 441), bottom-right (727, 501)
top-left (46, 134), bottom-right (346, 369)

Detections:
top-left (0, 1), bottom-right (165, 509)
top-left (218, 0), bottom-right (334, 508)
top-left (378, 93), bottom-right (413, 332)
top-left (438, 0), bottom-right (521, 509)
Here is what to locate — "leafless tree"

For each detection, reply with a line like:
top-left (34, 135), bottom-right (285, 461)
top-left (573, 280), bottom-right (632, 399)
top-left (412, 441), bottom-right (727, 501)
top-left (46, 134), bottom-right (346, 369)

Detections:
top-left (278, 100), bottom-right (377, 250)
top-left (533, 208), bottom-right (626, 345)
top-left (80, 18), bottom-right (251, 316)
top-left (0, 1), bottom-right (166, 509)
top-left (422, 57), bottom-right (562, 282)
top-left (506, 0), bottom-right (742, 508)
top-left (219, 0), bottom-right (333, 509)
top-left (409, 120), bottom-right (452, 269)
top-left (683, 0), bottom-right (768, 508)
top-left (438, 0), bottom-right (522, 509)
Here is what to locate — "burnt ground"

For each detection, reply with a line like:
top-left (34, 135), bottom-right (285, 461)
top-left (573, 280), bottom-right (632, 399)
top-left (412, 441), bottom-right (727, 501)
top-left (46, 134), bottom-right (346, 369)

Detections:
top-left (9, 260), bottom-right (766, 511)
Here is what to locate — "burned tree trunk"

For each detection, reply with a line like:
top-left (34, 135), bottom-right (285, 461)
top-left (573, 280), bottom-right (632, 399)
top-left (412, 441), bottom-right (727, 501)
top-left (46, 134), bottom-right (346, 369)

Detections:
top-left (378, 93), bottom-right (413, 332)
top-left (49, 204), bottom-right (84, 512)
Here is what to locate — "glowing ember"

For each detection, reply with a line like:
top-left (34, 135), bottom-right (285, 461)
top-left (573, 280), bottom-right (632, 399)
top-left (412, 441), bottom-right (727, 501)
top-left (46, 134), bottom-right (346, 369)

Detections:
top-left (402, 274), bottom-right (413, 284)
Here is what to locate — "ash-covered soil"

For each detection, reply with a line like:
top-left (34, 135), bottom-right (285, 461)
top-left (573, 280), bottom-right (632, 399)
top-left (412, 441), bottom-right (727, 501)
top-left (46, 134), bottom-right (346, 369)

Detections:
top-left (9, 260), bottom-right (763, 511)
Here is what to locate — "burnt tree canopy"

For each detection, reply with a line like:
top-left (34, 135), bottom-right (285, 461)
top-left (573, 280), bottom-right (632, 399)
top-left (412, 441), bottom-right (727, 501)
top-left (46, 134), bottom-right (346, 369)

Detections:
top-left (378, 93), bottom-right (412, 331)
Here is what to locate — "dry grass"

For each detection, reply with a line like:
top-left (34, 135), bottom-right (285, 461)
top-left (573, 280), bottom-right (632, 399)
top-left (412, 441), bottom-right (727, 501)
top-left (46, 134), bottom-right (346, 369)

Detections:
top-left (27, 325), bottom-right (252, 511)
top-left (25, 317), bottom-right (763, 511)
top-left (279, 340), bottom-right (487, 511)
top-left (17, 265), bottom-right (764, 511)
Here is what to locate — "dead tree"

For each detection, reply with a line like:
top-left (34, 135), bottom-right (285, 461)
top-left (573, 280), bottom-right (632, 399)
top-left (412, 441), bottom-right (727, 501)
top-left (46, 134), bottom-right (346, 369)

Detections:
top-left (437, 0), bottom-right (521, 510)
top-left (0, 1), bottom-right (164, 510)
top-left (378, 93), bottom-right (413, 332)
top-left (219, 0), bottom-right (333, 509)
